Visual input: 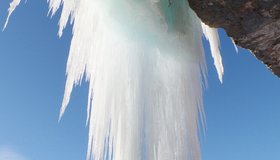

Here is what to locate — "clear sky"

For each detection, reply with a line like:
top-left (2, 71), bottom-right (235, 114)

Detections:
top-left (0, 1), bottom-right (280, 160)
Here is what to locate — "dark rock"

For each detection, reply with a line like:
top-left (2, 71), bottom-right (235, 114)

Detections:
top-left (188, 0), bottom-right (280, 77)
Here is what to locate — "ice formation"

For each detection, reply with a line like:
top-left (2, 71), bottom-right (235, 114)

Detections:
top-left (4, 0), bottom-right (223, 160)
top-left (3, 0), bottom-right (21, 30)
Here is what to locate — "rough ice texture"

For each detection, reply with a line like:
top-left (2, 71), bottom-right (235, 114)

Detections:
top-left (189, 0), bottom-right (280, 77)
top-left (4, 0), bottom-right (223, 160)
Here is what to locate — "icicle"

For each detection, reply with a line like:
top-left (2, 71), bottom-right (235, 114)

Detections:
top-left (3, 0), bottom-right (21, 31)
top-left (231, 38), bottom-right (239, 53)
top-left (3, 1), bottom-right (224, 160)
top-left (58, 1), bottom-right (207, 159)
top-left (201, 22), bottom-right (224, 83)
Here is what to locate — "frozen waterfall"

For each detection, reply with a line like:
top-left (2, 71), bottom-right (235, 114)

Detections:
top-left (3, 0), bottom-right (223, 160)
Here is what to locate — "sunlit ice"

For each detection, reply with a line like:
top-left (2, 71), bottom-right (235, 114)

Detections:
top-left (3, 0), bottom-right (225, 160)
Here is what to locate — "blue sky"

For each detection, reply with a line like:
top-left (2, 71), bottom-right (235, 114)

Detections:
top-left (0, 1), bottom-right (280, 160)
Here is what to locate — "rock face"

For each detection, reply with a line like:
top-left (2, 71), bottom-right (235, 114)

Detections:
top-left (188, 0), bottom-right (280, 77)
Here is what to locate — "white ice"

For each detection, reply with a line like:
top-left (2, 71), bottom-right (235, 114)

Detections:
top-left (4, 1), bottom-right (224, 160)
top-left (3, 0), bottom-right (21, 31)
top-left (201, 22), bottom-right (224, 82)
